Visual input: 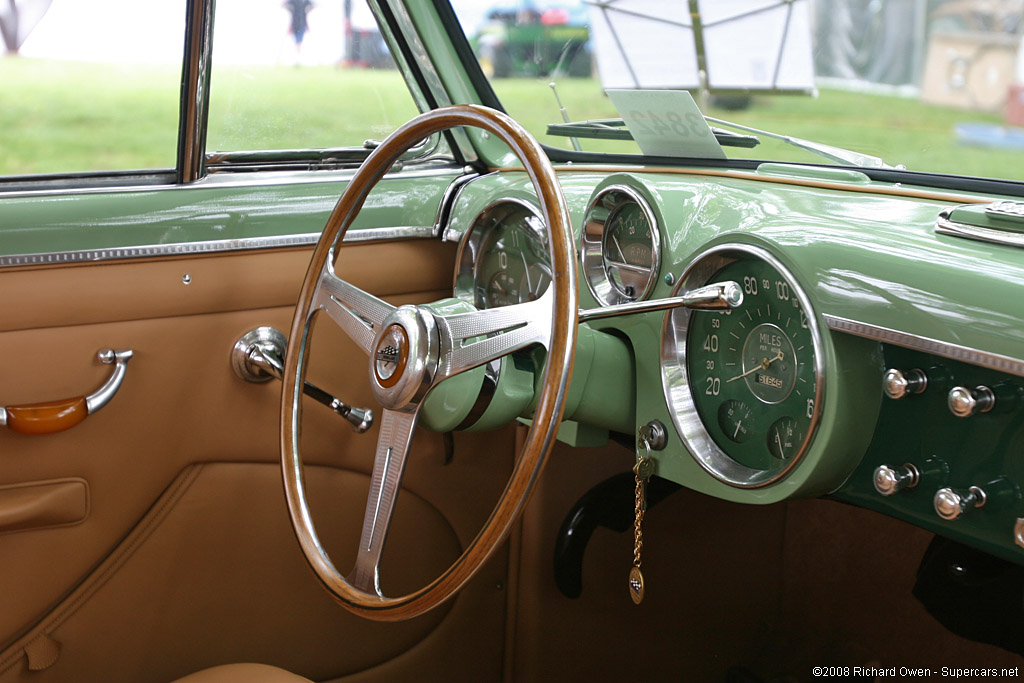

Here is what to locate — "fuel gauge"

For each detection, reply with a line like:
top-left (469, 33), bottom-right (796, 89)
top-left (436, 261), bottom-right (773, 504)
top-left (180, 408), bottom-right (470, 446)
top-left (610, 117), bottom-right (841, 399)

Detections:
top-left (767, 416), bottom-right (803, 460)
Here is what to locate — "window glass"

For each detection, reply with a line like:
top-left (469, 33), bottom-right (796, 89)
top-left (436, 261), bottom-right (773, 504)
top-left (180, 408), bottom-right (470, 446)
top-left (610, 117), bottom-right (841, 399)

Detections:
top-left (0, 0), bottom-right (185, 176)
top-left (207, 0), bottom-right (420, 154)
top-left (447, 0), bottom-right (1024, 182)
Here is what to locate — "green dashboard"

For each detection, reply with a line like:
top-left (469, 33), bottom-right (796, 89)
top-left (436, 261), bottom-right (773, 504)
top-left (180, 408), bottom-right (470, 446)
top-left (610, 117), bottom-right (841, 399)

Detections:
top-left (440, 164), bottom-right (1024, 566)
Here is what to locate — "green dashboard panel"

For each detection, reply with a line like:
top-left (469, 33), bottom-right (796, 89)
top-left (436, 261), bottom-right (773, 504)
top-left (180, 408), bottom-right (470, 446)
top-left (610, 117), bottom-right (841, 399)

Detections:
top-left (449, 167), bottom-right (1024, 563)
top-left (838, 344), bottom-right (1024, 566)
top-left (0, 171), bottom-right (460, 258)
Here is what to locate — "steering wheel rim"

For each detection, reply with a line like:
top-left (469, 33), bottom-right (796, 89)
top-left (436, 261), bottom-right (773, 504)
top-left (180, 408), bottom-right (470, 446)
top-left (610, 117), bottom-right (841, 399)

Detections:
top-left (280, 105), bottom-right (578, 621)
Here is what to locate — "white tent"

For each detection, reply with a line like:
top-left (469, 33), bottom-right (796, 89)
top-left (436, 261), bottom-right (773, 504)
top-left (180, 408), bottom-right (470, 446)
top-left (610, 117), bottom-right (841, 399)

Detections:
top-left (588, 0), bottom-right (815, 93)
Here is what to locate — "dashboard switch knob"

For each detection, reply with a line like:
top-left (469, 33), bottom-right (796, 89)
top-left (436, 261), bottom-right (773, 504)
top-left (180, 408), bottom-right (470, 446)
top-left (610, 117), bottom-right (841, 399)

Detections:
top-left (948, 385), bottom-right (995, 417)
top-left (934, 486), bottom-right (986, 520)
top-left (883, 368), bottom-right (927, 399)
top-left (873, 463), bottom-right (920, 496)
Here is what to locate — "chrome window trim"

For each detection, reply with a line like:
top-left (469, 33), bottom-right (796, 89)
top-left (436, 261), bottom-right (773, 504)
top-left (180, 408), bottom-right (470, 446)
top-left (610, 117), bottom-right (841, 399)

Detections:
top-left (0, 226), bottom-right (436, 269)
top-left (177, 0), bottom-right (215, 183)
top-left (371, 0), bottom-right (441, 114)
top-left (378, 0), bottom-right (478, 165)
top-left (824, 314), bottom-right (1024, 378)
top-left (0, 167), bottom-right (463, 200)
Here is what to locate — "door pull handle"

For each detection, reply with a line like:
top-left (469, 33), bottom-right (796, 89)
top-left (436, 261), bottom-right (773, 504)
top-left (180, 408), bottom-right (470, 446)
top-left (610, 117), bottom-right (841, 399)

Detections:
top-left (0, 349), bottom-right (133, 435)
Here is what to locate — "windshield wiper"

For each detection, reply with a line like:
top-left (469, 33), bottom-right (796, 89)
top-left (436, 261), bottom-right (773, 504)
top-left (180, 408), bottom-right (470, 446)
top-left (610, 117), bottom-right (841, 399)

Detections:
top-left (546, 118), bottom-right (760, 149)
top-left (547, 115), bottom-right (897, 169)
top-left (704, 116), bottom-right (896, 169)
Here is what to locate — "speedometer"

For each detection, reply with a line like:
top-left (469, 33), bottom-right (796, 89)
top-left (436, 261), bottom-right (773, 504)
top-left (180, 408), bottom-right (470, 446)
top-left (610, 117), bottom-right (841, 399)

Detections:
top-left (661, 244), bottom-right (824, 487)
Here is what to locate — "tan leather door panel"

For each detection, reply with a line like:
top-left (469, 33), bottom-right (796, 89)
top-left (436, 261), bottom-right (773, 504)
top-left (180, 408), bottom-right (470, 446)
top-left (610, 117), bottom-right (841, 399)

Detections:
top-left (0, 240), bottom-right (515, 682)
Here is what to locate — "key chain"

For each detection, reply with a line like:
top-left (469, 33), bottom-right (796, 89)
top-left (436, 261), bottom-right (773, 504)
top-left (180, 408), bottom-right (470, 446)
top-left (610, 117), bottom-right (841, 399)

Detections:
top-left (629, 433), bottom-right (654, 604)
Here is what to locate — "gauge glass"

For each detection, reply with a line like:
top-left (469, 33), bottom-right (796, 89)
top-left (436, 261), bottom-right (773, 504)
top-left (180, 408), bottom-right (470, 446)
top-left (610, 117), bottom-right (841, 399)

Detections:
top-left (454, 201), bottom-right (549, 309)
top-left (766, 416), bottom-right (804, 460)
top-left (520, 262), bottom-right (552, 303)
top-left (661, 246), bottom-right (823, 487)
top-left (487, 270), bottom-right (520, 307)
top-left (581, 186), bottom-right (660, 306)
top-left (717, 399), bottom-right (753, 444)
top-left (603, 202), bottom-right (655, 300)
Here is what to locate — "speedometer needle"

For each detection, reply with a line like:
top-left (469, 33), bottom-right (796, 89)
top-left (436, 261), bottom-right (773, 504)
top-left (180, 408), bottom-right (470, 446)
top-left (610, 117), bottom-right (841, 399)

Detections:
top-left (727, 350), bottom-right (784, 383)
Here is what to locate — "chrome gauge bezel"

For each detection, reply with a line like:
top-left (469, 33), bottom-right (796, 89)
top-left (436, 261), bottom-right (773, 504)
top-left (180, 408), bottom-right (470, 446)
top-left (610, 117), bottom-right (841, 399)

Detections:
top-left (453, 198), bottom-right (547, 309)
top-left (581, 185), bottom-right (661, 306)
top-left (660, 244), bottom-right (826, 488)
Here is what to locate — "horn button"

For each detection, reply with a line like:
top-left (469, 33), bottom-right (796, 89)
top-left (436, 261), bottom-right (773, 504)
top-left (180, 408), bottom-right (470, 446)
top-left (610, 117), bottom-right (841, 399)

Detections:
top-left (374, 325), bottom-right (408, 387)
top-left (370, 306), bottom-right (439, 410)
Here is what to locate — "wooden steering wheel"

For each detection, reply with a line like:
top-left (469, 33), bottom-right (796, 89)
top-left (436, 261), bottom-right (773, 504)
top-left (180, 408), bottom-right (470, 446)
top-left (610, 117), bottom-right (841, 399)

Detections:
top-left (280, 105), bottom-right (578, 621)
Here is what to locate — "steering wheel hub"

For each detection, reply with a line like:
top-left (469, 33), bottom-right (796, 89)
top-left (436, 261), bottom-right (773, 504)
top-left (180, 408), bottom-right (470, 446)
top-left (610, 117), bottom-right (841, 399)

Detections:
top-left (369, 305), bottom-right (439, 410)
top-left (373, 324), bottom-right (408, 387)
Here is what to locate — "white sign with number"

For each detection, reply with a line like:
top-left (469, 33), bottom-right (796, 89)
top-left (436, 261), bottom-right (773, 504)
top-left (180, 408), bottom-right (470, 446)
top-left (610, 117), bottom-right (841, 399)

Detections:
top-left (606, 89), bottom-right (727, 160)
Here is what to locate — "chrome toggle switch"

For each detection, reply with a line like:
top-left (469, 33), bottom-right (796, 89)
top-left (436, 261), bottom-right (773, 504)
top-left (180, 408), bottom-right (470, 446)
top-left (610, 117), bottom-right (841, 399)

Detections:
top-left (934, 486), bottom-right (986, 520)
top-left (882, 368), bottom-right (928, 400)
top-left (873, 463), bottom-right (920, 496)
top-left (948, 385), bottom-right (995, 418)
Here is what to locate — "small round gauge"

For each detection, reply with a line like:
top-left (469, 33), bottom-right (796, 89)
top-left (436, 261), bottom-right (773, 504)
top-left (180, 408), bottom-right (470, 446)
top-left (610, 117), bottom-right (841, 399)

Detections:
top-left (453, 200), bottom-right (550, 309)
top-left (488, 270), bottom-right (520, 307)
top-left (660, 244), bottom-right (824, 488)
top-left (766, 416), bottom-right (803, 460)
top-left (582, 186), bottom-right (661, 306)
top-left (717, 399), bottom-right (753, 444)
top-left (603, 201), bottom-right (655, 299)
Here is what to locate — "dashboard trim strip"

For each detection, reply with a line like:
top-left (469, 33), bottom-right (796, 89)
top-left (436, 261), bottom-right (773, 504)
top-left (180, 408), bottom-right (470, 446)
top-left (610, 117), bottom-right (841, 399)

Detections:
top-left (0, 225), bottom-right (436, 268)
top-left (824, 315), bottom-right (1024, 377)
top-left (493, 165), bottom-right (995, 206)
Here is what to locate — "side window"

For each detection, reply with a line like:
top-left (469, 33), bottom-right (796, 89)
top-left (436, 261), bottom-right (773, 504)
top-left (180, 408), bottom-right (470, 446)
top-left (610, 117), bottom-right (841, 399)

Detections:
top-left (207, 0), bottom-right (421, 156)
top-left (0, 0), bottom-right (186, 177)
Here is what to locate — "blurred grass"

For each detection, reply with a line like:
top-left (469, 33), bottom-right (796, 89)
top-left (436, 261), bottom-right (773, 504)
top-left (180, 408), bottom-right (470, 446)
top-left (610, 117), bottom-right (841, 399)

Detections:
top-left (0, 58), bottom-right (418, 175)
top-left (2, 56), bottom-right (1023, 182)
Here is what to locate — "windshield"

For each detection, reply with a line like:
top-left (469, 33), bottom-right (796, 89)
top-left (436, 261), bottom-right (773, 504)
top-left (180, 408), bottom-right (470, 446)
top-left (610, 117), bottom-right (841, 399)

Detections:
top-left (447, 0), bottom-right (1024, 182)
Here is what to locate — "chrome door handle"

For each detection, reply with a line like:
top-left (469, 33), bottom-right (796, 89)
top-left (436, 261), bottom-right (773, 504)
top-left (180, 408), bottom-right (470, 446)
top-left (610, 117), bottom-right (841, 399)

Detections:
top-left (231, 327), bottom-right (373, 433)
top-left (1, 349), bottom-right (133, 435)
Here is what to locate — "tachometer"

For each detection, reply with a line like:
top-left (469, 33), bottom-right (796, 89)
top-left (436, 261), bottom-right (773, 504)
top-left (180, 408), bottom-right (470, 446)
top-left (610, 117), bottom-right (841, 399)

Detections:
top-left (661, 244), bottom-right (824, 487)
top-left (454, 200), bottom-right (550, 309)
top-left (581, 186), bottom-right (661, 306)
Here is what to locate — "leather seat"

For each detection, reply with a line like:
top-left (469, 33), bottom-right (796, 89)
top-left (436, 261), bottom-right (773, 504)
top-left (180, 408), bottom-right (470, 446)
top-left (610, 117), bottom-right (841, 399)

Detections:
top-left (172, 663), bottom-right (312, 683)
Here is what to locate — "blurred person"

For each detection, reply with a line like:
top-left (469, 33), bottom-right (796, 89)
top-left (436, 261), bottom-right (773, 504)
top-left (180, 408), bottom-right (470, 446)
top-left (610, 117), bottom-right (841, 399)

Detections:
top-left (285, 0), bottom-right (313, 52)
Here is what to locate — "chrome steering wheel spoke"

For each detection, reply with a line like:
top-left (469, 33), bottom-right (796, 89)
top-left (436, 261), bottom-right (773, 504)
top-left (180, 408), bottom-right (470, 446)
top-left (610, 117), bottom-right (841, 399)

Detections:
top-left (314, 257), bottom-right (396, 355)
top-left (348, 408), bottom-right (418, 597)
top-left (435, 290), bottom-right (553, 381)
